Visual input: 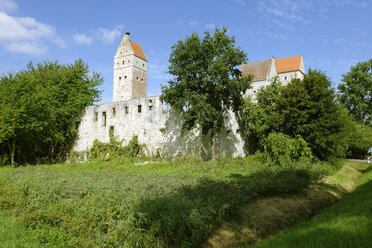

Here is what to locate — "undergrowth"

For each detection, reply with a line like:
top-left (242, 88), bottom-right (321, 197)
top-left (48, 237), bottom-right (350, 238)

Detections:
top-left (0, 156), bottom-right (337, 247)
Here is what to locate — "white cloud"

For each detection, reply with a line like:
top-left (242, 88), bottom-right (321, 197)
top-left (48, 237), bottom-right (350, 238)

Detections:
top-left (0, 11), bottom-right (65, 54)
top-left (94, 25), bottom-right (124, 44)
top-left (4, 41), bottom-right (46, 54)
top-left (334, 38), bottom-right (346, 44)
top-left (0, 0), bottom-right (17, 13)
top-left (206, 23), bottom-right (216, 29)
top-left (189, 20), bottom-right (198, 27)
top-left (73, 33), bottom-right (92, 45)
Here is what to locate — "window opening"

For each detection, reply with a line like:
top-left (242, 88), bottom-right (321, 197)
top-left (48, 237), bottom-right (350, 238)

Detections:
top-left (122, 61), bottom-right (125, 65)
top-left (124, 76), bottom-right (127, 79)
top-left (119, 77), bottom-right (121, 80)
top-left (102, 112), bottom-right (107, 127)
top-left (109, 126), bottom-right (115, 142)
top-left (136, 76), bottom-right (139, 81)
top-left (138, 105), bottom-right (142, 113)
top-left (162, 102), bottom-right (168, 113)
top-left (113, 108), bottom-right (116, 116)
top-left (125, 106), bottom-right (129, 114)
top-left (149, 106), bottom-right (154, 122)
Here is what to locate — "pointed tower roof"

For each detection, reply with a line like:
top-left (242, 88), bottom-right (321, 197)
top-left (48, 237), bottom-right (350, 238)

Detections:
top-left (115, 32), bottom-right (147, 61)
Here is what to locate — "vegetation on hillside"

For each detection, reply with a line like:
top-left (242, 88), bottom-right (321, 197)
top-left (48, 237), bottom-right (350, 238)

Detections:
top-left (0, 60), bottom-right (102, 166)
top-left (0, 156), bottom-right (336, 247)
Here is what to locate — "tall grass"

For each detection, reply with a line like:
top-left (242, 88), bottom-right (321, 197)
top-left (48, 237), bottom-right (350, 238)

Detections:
top-left (0, 155), bottom-right (335, 247)
top-left (250, 164), bottom-right (372, 248)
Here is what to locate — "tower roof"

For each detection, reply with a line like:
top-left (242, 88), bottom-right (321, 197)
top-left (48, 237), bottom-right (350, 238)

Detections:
top-left (275, 55), bottom-right (302, 73)
top-left (129, 40), bottom-right (147, 61)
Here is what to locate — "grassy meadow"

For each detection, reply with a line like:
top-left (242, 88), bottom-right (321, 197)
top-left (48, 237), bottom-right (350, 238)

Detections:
top-left (250, 162), bottom-right (372, 248)
top-left (0, 155), bottom-right (365, 247)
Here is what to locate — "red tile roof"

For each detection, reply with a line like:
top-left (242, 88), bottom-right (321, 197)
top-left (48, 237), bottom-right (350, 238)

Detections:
top-left (130, 41), bottom-right (147, 61)
top-left (275, 55), bottom-right (302, 73)
top-left (241, 59), bottom-right (271, 82)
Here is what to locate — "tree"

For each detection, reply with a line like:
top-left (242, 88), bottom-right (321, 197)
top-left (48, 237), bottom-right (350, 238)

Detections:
top-left (160, 27), bottom-right (251, 160)
top-left (0, 59), bottom-right (102, 166)
top-left (338, 59), bottom-right (372, 126)
top-left (240, 69), bottom-right (351, 160)
top-left (278, 70), bottom-right (351, 160)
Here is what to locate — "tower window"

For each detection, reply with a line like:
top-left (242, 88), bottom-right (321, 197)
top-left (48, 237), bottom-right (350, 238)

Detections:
top-left (128, 60), bottom-right (130, 63)
top-left (124, 76), bottom-right (127, 79)
top-left (138, 105), bottom-right (142, 113)
top-left (122, 61), bottom-right (125, 65)
top-left (119, 77), bottom-right (121, 80)
top-left (141, 78), bottom-right (143, 82)
top-left (120, 52), bottom-right (122, 55)
top-left (143, 64), bottom-right (145, 67)
top-left (136, 76), bottom-right (139, 81)
top-left (113, 108), bottom-right (116, 116)
top-left (125, 106), bottom-right (129, 114)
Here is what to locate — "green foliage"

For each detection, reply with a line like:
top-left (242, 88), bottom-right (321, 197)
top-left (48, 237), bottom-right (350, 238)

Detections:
top-left (240, 70), bottom-right (351, 160)
top-left (265, 133), bottom-right (313, 166)
top-left (161, 27), bottom-right (251, 159)
top-left (0, 156), bottom-right (333, 247)
top-left (346, 122), bottom-right (372, 158)
top-left (89, 135), bottom-right (145, 159)
top-left (251, 163), bottom-right (372, 248)
top-left (338, 59), bottom-right (372, 126)
top-left (0, 60), bottom-right (102, 166)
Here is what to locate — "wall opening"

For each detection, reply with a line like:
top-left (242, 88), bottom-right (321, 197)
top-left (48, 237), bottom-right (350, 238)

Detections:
top-left (109, 126), bottom-right (115, 142)
top-left (124, 76), bottom-right (127, 79)
top-left (119, 77), bottom-right (121, 80)
top-left (95, 110), bottom-right (98, 121)
top-left (102, 112), bottom-right (107, 127)
top-left (138, 105), bottom-right (142, 113)
top-left (149, 106), bottom-right (154, 122)
top-left (113, 108), bottom-right (116, 116)
top-left (125, 106), bottom-right (129, 114)
top-left (162, 102), bottom-right (168, 113)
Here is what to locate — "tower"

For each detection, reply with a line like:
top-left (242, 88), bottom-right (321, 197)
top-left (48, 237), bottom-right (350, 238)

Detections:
top-left (113, 32), bottom-right (148, 102)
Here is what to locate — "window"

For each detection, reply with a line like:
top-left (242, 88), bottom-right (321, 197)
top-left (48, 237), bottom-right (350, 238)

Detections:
top-left (143, 63), bottom-right (145, 67)
top-left (124, 76), bottom-right (127, 79)
top-left (284, 76), bottom-right (288, 80)
top-left (149, 106), bottom-right (154, 122)
top-left (122, 61), bottom-right (125, 65)
top-left (95, 110), bottom-right (98, 121)
top-left (120, 52), bottom-right (122, 55)
top-left (138, 105), bottom-right (142, 113)
top-left (149, 99), bottom-right (152, 103)
top-left (113, 108), bottom-right (116, 116)
top-left (136, 76), bottom-right (139, 81)
top-left (125, 106), bottom-right (129, 114)
top-left (141, 78), bottom-right (143, 82)
top-left (102, 112), bottom-right (107, 127)
top-left (128, 60), bottom-right (130, 63)
top-left (119, 77), bottom-right (121, 80)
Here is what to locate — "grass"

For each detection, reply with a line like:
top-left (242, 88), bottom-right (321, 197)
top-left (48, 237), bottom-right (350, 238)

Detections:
top-left (249, 163), bottom-right (372, 248)
top-left (0, 155), bottom-right (346, 247)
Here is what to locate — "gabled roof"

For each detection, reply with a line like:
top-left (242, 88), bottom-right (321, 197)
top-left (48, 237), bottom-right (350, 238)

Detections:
top-left (129, 41), bottom-right (147, 61)
top-left (275, 55), bottom-right (302, 73)
top-left (241, 59), bottom-right (271, 82)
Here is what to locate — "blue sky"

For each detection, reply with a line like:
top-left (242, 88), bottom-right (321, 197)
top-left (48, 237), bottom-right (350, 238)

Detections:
top-left (0, 0), bottom-right (371, 103)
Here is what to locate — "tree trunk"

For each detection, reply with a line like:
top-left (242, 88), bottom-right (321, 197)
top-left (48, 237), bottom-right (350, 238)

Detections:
top-left (9, 138), bottom-right (15, 168)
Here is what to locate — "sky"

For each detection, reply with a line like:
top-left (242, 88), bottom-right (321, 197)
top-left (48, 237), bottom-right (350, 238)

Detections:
top-left (0, 0), bottom-right (371, 103)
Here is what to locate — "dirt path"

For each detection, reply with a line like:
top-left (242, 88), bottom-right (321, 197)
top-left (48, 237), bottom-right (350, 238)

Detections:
top-left (204, 162), bottom-right (369, 248)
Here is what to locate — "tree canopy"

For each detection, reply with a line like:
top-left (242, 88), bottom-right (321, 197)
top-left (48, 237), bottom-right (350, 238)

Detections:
top-left (0, 59), bottom-right (102, 166)
top-left (160, 27), bottom-right (251, 159)
top-left (338, 59), bottom-right (372, 126)
top-left (240, 70), bottom-right (352, 160)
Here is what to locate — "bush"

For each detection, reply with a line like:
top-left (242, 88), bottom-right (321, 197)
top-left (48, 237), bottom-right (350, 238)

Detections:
top-left (265, 132), bottom-right (313, 165)
top-left (89, 135), bottom-right (145, 159)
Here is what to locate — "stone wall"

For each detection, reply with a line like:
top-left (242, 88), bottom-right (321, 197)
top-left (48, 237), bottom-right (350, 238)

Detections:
top-left (74, 96), bottom-right (246, 158)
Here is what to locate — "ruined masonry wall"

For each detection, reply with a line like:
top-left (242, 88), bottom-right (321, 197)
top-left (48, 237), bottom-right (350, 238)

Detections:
top-left (74, 95), bottom-right (246, 158)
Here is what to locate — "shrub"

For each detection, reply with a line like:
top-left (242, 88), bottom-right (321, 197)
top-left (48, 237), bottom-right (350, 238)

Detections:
top-left (265, 132), bottom-right (313, 165)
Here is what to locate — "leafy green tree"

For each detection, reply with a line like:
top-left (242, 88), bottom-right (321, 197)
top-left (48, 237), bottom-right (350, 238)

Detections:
top-left (278, 69), bottom-right (350, 160)
top-left (160, 27), bottom-right (251, 160)
top-left (0, 59), bottom-right (102, 166)
top-left (240, 70), bottom-right (351, 160)
top-left (338, 59), bottom-right (372, 126)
